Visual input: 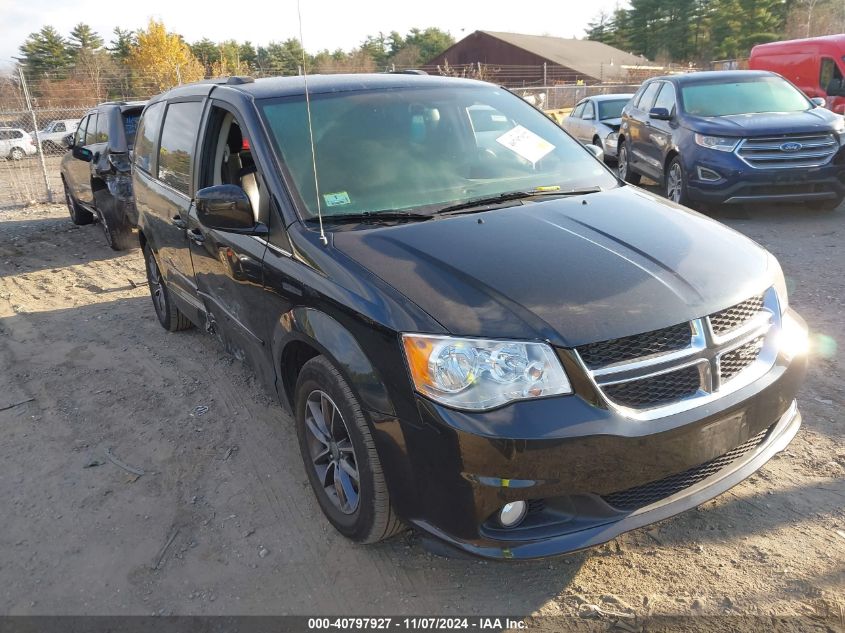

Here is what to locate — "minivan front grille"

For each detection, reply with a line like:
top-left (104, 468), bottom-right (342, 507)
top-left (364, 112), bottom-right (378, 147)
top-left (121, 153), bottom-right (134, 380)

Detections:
top-left (576, 290), bottom-right (776, 415)
top-left (578, 322), bottom-right (692, 369)
top-left (737, 133), bottom-right (838, 169)
top-left (709, 294), bottom-right (764, 336)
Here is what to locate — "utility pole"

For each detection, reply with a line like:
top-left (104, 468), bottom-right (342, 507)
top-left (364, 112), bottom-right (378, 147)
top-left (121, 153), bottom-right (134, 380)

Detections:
top-left (18, 65), bottom-right (53, 203)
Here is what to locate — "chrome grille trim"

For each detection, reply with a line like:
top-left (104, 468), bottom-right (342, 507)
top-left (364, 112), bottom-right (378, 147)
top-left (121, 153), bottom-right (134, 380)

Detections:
top-left (736, 133), bottom-right (838, 169)
top-left (575, 288), bottom-right (780, 420)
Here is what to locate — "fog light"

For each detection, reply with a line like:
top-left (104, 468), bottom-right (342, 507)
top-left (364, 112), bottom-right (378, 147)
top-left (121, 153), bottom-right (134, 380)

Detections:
top-left (498, 501), bottom-right (527, 528)
top-left (696, 166), bottom-right (722, 181)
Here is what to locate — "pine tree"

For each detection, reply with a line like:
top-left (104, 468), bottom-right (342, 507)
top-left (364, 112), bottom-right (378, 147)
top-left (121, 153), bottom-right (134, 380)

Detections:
top-left (17, 26), bottom-right (73, 76)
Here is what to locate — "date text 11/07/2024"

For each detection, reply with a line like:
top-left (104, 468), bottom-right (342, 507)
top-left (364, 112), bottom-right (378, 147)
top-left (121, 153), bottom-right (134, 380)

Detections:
top-left (307, 617), bottom-right (527, 630)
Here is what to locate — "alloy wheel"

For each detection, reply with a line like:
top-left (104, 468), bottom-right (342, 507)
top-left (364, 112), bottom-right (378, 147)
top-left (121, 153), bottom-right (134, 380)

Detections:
top-left (667, 163), bottom-right (683, 203)
top-left (10, 148), bottom-right (23, 161)
top-left (618, 146), bottom-right (628, 179)
top-left (146, 249), bottom-right (167, 320)
top-left (303, 389), bottom-right (360, 515)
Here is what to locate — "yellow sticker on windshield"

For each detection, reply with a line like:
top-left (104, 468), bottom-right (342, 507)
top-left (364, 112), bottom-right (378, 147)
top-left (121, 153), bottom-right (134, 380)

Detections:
top-left (496, 125), bottom-right (555, 164)
top-left (323, 191), bottom-right (351, 207)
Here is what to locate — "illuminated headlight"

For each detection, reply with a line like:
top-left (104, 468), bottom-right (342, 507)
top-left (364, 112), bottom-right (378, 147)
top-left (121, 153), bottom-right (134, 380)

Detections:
top-left (401, 335), bottom-right (572, 410)
top-left (777, 311), bottom-right (809, 360)
top-left (694, 133), bottom-right (740, 152)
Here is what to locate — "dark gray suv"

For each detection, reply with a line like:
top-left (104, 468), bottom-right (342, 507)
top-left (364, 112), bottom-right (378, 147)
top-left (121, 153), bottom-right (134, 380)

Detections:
top-left (61, 101), bottom-right (145, 250)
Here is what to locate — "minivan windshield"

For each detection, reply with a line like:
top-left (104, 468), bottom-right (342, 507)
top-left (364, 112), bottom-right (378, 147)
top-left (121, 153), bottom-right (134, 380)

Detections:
top-left (259, 85), bottom-right (617, 218)
top-left (681, 76), bottom-right (811, 117)
top-left (597, 99), bottom-right (629, 120)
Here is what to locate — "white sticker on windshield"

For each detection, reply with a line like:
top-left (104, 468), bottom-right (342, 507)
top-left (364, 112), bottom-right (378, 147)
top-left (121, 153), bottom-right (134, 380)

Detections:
top-left (495, 125), bottom-right (555, 164)
top-left (323, 191), bottom-right (351, 207)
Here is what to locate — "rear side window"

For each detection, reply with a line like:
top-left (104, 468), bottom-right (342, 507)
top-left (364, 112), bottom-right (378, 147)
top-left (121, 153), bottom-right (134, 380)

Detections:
top-left (157, 101), bottom-right (203, 196)
top-left (820, 57), bottom-right (843, 90)
top-left (134, 102), bottom-right (165, 174)
top-left (0, 131), bottom-right (9, 140)
top-left (653, 82), bottom-right (677, 112)
top-left (123, 112), bottom-right (141, 147)
top-left (10, 130), bottom-right (23, 139)
top-left (637, 83), bottom-right (661, 111)
top-left (95, 112), bottom-right (109, 144)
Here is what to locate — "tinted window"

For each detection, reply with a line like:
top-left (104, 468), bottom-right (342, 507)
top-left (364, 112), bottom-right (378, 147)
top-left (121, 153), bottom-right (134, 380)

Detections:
top-left (637, 83), bottom-right (661, 111)
top-left (95, 111), bottom-right (109, 143)
top-left (123, 112), bottom-right (141, 147)
top-left (653, 83), bottom-right (676, 112)
top-left (157, 101), bottom-right (203, 195)
top-left (260, 86), bottom-right (618, 218)
top-left (583, 101), bottom-right (595, 119)
top-left (134, 102), bottom-right (165, 174)
top-left (74, 116), bottom-right (90, 145)
top-left (597, 99), bottom-right (629, 119)
top-left (681, 76), bottom-right (810, 116)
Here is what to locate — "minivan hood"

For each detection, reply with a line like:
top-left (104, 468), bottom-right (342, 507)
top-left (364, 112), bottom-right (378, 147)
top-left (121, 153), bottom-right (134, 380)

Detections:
top-left (332, 187), bottom-right (773, 347)
top-left (685, 108), bottom-right (839, 137)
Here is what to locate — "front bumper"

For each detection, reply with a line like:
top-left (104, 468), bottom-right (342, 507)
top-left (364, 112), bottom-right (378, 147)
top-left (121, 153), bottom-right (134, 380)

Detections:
top-left (395, 348), bottom-right (806, 560)
top-left (684, 145), bottom-right (845, 204)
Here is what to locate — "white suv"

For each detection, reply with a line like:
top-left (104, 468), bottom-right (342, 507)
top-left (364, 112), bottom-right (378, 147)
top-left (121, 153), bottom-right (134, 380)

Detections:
top-left (0, 128), bottom-right (37, 160)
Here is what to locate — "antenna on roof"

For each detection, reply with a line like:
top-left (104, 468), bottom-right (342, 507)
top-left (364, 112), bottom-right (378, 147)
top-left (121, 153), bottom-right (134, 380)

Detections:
top-left (297, 0), bottom-right (327, 246)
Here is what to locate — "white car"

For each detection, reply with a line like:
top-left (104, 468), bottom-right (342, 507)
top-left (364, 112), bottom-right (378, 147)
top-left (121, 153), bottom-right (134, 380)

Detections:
top-left (0, 128), bottom-right (37, 160)
top-left (36, 119), bottom-right (81, 153)
top-left (561, 93), bottom-right (634, 161)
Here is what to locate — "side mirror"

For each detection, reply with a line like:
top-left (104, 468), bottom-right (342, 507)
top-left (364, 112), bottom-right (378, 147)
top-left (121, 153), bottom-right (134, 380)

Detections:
top-left (196, 185), bottom-right (255, 231)
top-left (585, 143), bottom-right (604, 162)
top-left (810, 96), bottom-right (826, 107)
top-left (72, 145), bottom-right (93, 162)
top-left (63, 134), bottom-right (75, 148)
top-left (649, 107), bottom-right (672, 121)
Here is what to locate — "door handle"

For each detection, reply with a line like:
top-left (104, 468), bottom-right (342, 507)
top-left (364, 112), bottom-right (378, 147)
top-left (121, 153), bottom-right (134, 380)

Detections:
top-left (171, 216), bottom-right (187, 229)
top-left (187, 228), bottom-right (205, 244)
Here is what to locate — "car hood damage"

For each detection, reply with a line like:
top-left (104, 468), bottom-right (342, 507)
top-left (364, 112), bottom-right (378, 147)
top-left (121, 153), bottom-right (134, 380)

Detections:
top-left (332, 186), bottom-right (773, 348)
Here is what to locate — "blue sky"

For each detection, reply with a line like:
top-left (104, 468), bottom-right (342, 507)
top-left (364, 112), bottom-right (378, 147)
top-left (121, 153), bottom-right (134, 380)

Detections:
top-left (1, 0), bottom-right (625, 67)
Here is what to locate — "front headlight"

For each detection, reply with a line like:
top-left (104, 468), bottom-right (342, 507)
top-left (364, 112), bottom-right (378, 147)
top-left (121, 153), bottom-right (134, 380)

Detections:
top-left (694, 133), bottom-right (740, 152)
top-left (401, 334), bottom-right (572, 410)
top-left (606, 131), bottom-right (619, 143)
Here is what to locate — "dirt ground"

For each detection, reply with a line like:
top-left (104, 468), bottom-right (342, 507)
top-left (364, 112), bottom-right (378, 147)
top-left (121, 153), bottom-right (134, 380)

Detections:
top-left (0, 201), bottom-right (842, 628)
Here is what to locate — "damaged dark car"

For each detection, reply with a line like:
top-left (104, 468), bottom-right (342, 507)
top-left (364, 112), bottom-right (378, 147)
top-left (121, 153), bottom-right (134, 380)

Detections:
top-left (133, 74), bottom-right (808, 559)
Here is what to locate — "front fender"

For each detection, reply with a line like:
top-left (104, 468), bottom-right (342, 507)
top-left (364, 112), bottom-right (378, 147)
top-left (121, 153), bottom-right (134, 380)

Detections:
top-left (272, 307), bottom-right (396, 417)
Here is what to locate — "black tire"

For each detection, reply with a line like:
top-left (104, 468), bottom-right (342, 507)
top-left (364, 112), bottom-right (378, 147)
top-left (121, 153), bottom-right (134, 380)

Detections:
top-left (294, 356), bottom-right (403, 544)
top-left (617, 140), bottom-right (641, 185)
top-left (665, 156), bottom-right (690, 207)
top-left (807, 197), bottom-right (843, 211)
top-left (94, 189), bottom-right (135, 251)
top-left (63, 179), bottom-right (94, 226)
top-left (142, 243), bottom-right (193, 332)
top-left (9, 147), bottom-right (24, 161)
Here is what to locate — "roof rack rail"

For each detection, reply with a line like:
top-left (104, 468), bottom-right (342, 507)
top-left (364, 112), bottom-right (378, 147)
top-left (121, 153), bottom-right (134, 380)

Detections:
top-left (226, 76), bottom-right (255, 85)
top-left (388, 69), bottom-right (428, 75)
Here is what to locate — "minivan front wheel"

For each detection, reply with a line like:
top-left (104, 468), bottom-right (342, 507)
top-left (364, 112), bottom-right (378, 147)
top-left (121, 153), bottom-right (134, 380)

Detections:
top-left (294, 356), bottom-right (403, 544)
top-left (617, 141), bottom-right (641, 185)
top-left (665, 156), bottom-right (689, 206)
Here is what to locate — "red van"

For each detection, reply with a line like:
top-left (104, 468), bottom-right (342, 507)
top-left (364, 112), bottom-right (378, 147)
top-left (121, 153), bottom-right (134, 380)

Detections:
top-left (749, 35), bottom-right (845, 114)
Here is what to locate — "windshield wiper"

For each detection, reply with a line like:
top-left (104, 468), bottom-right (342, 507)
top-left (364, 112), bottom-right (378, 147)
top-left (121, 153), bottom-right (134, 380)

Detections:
top-left (309, 211), bottom-right (433, 224)
top-left (434, 187), bottom-right (602, 215)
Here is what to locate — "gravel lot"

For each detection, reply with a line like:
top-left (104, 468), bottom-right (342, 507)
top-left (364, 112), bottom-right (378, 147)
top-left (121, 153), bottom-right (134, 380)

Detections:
top-left (0, 201), bottom-right (842, 629)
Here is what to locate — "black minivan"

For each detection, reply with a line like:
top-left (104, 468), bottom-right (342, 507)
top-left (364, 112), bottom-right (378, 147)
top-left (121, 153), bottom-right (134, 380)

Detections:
top-left (133, 74), bottom-right (808, 559)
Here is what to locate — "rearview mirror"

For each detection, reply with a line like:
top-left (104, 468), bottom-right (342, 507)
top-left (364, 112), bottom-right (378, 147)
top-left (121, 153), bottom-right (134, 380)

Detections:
top-left (196, 185), bottom-right (256, 231)
top-left (72, 145), bottom-right (93, 162)
top-left (649, 107), bottom-right (672, 121)
top-left (585, 144), bottom-right (604, 162)
top-left (810, 96), bottom-right (826, 107)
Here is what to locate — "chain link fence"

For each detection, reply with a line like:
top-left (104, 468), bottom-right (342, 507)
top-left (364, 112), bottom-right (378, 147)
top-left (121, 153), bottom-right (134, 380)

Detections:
top-left (0, 62), bottom-right (691, 208)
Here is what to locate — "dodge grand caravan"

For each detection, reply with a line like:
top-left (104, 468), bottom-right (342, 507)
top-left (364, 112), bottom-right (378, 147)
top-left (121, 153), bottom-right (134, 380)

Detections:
top-left (133, 74), bottom-right (808, 559)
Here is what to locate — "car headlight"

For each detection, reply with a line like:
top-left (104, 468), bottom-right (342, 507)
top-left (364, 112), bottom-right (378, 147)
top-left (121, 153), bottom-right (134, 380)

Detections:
top-left (401, 334), bottom-right (572, 410)
top-left (606, 131), bottom-right (618, 143)
top-left (694, 133), bottom-right (740, 152)
top-left (833, 116), bottom-right (845, 144)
